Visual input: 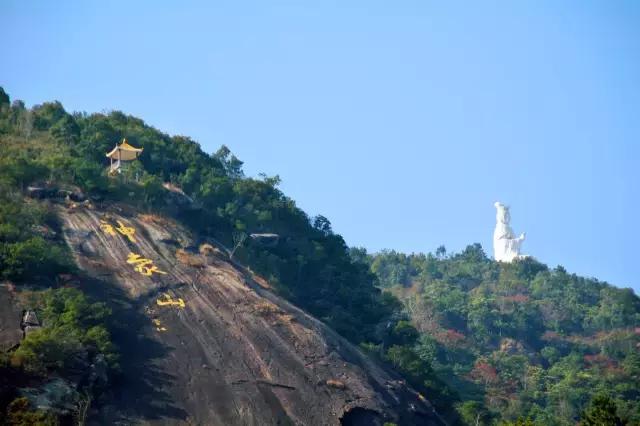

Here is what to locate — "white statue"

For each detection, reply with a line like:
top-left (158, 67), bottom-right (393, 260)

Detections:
top-left (493, 202), bottom-right (526, 262)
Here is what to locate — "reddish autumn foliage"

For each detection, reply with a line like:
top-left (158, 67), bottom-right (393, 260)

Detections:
top-left (503, 294), bottom-right (529, 303)
top-left (541, 330), bottom-right (561, 341)
top-left (444, 329), bottom-right (466, 342)
top-left (470, 361), bottom-right (499, 385)
top-left (584, 354), bottom-right (618, 372)
top-left (435, 328), bottom-right (466, 346)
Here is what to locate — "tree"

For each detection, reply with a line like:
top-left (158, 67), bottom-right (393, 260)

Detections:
top-left (17, 108), bottom-right (33, 141)
top-left (471, 360), bottom-right (499, 386)
top-left (390, 320), bottom-right (419, 346)
top-left (500, 418), bottom-right (535, 426)
top-left (580, 394), bottom-right (624, 426)
top-left (0, 86), bottom-right (9, 106)
top-left (72, 158), bottom-right (108, 192)
top-left (230, 231), bottom-right (247, 259)
top-left (0, 155), bottom-right (48, 190)
top-left (258, 172), bottom-right (281, 187)
top-left (459, 243), bottom-right (488, 263)
top-left (50, 114), bottom-right (80, 144)
top-left (213, 145), bottom-right (244, 179)
top-left (457, 401), bottom-right (491, 426)
top-left (1, 237), bottom-right (71, 280)
top-left (312, 215), bottom-right (332, 235)
top-left (32, 101), bottom-right (68, 130)
top-left (140, 173), bottom-right (165, 207)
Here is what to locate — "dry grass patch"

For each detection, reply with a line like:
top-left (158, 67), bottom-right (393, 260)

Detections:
top-left (199, 243), bottom-right (227, 259)
top-left (279, 313), bottom-right (295, 323)
top-left (176, 249), bottom-right (206, 268)
top-left (253, 301), bottom-right (295, 324)
top-left (326, 379), bottom-right (346, 389)
top-left (253, 301), bottom-right (282, 316)
top-left (249, 272), bottom-right (271, 289)
top-left (139, 213), bottom-right (174, 227)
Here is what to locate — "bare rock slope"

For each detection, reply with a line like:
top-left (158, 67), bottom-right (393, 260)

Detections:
top-left (0, 284), bottom-right (22, 352)
top-left (59, 205), bottom-right (443, 425)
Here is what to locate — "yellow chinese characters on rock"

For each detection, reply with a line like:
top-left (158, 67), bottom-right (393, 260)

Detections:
top-left (152, 318), bottom-right (167, 332)
top-left (99, 219), bottom-right (136, 243)
top-left (157, 293), bottom-right (185, 309)
top-left (99, 220), bottom-right (117, 236)
top-left (115, 220), bottom-right (136, 243)
top-left (127, 253), bottom-right (167, 276)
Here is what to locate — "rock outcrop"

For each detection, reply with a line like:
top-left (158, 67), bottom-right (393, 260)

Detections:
top-left (59, 205), bottom-right (443, 425)
top-left (0, 283), bottom-right (22, 351)
top-left (21, 310), bottom-right (41, 336)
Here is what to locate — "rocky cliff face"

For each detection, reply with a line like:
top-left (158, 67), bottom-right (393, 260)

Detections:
top-left (58, 204), bottom-right (443, 426)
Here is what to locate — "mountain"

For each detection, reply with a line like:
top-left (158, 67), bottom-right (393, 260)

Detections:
top-left (363, 245), bottom-right (640, 425)
top-left (0, 88), bottom-right (449, 425)
top-left (1, 86), bottom-right (637, 426)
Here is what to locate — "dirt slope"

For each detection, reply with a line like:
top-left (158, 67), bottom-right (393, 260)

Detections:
top-left (59, 204), bottom-right (443, 426)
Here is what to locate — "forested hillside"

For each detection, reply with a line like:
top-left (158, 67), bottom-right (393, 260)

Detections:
top-left (0, 88), bottom-right (451, 424)
top-left (1, 86), bottom-right (638, 425)
top-left (363, 245), bottom-right (640, 424)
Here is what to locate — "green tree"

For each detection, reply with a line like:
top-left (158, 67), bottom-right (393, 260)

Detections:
top-left (580, 394), bottom-right (624, 426)
top-left (0, 86), bottom-right (9, 106)
top-left (140, 173), bottom-right (165, 207)
top-left (0, 155), bottom-right (48, 190)
top-left (0, 237), bottom-right (71, 280)
top-left (213, 144), bottom-right (244, 179)
top-left (457, 400), bottom-right (491, 425)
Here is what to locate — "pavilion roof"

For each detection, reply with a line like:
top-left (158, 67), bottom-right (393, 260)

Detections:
top-left (106, 139), bottom-right (143, 160)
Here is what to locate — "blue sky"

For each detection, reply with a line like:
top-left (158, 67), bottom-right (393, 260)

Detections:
top-left (2, 1), bottom-right (639, 293)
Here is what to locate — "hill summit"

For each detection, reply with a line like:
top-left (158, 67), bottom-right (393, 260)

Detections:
top-left (364, 245), bottom-right (640, 424)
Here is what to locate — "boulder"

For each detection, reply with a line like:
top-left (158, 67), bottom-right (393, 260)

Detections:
top-left (21, 310), bottom-right (41, 336)
top-left (69, 191), bottom-right (86, 202)
top-left (249, 233), bottom-right (280, 247)
top-left (162, 182), bottom-right (194, 207)
top-left (22, 310), bottom-right (40, 327)
top-left (27, 186), bottom-right (57, 199)
top-left (57, 189), bottom-right (73, 199)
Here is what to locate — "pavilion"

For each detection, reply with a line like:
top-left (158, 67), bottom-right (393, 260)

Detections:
top-left (106, 138), bottom-right (143, 175)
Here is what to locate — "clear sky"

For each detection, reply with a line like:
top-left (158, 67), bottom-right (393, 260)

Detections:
top-left (2, 1), bottom-right (639, 293)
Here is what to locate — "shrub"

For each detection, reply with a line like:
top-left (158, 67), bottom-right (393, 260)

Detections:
top-left (5, 397), bottom-right (58, 426)
top-left (0, 237), bottom-right (71, 281)
top-left (12, 288), bottom-right (118, 375)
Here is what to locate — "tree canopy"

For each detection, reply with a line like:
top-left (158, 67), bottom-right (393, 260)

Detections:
top-left (365, 246), bottom-right (640, 425)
